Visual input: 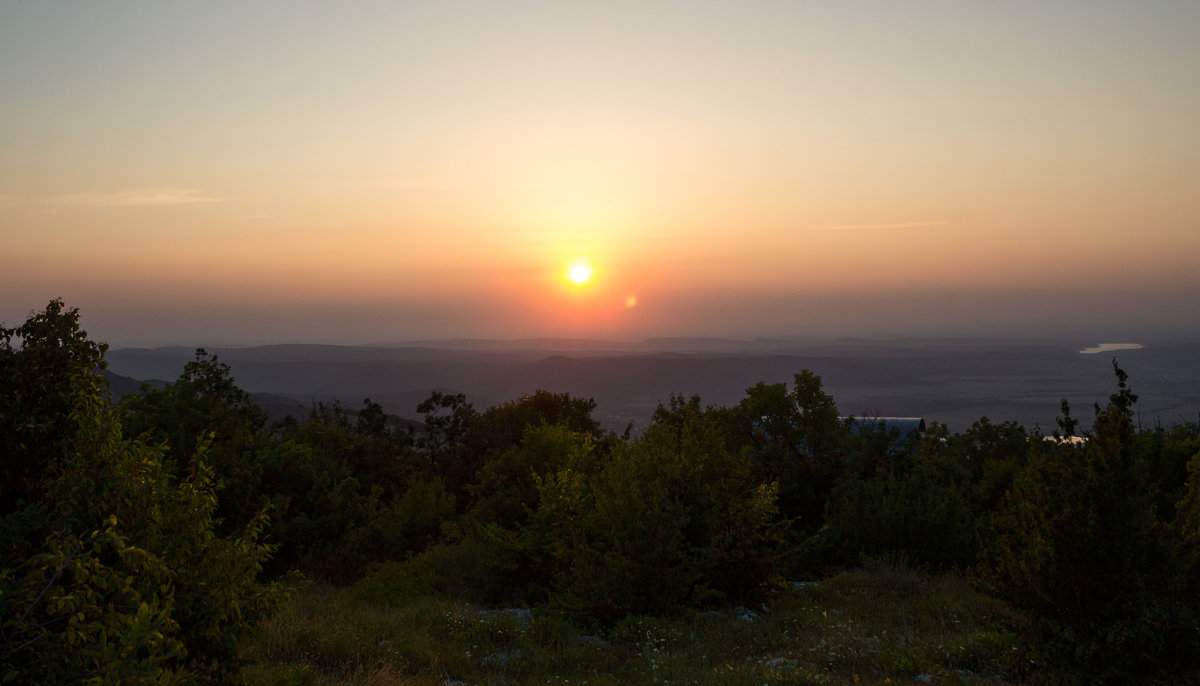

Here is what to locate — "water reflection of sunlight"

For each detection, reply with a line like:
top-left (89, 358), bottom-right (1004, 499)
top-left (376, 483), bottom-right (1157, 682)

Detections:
top-left (1079, 343), bottom-right (1144, 354)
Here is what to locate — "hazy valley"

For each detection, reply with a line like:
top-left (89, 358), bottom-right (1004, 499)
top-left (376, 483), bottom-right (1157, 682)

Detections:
top-left (105, 336), bottom-right (1200, 433)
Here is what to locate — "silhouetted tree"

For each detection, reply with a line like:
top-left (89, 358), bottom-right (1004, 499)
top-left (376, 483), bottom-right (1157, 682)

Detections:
top-left (357, 397), bottom-right (389, 438)
top-left (0, 299), bottom-right (108, 515)
top-left (120, 349), bottom-right (268, 529)
top-left (720, 371), bottom-right (849, 531)
top-left (416, 391), bottom-right (476, 454)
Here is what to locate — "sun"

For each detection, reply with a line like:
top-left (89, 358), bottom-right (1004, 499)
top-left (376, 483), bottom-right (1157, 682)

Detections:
top-left (565, 260), bottom-right (594, 287)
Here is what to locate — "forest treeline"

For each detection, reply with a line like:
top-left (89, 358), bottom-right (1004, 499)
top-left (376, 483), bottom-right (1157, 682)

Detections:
top-left (4, 300), bottom-right (1200, 684)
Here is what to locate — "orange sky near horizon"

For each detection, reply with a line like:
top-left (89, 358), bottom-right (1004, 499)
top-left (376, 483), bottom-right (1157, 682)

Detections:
top-left (2, 1), bottom-right (1198, 345)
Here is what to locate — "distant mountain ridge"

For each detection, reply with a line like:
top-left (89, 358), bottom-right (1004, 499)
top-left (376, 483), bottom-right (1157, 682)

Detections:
top-left (366, 336), bottom-right (802, 354)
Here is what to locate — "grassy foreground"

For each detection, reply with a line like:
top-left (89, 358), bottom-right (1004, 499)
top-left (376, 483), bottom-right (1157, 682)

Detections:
top-left (241, 564), bottom-right (1026, 686)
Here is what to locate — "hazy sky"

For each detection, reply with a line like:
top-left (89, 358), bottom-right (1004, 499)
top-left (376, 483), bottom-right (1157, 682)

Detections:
top-left (3, 1), bottom-right (1198, 346)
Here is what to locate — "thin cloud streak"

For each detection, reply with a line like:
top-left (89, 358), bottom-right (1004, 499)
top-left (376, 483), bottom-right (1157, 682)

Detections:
top-left (54, 188), bottom-right (222, 208)
top-left (325, 178), bottom-right (456, 192)
top-left (375, 179), bottom-right (455, 191)
top-left (815, 221), bottom-right (948, 231)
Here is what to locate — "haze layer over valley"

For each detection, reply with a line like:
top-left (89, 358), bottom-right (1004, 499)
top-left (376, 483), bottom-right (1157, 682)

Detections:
top-left (104, 337), bottom-right (1200, 434)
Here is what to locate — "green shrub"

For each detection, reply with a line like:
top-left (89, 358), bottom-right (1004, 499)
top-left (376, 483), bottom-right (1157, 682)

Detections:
top-left (0, 521), bottom-right (188, 684)
top-left (469, 422), bottom-right (596, 529)
top-left (973, 362), bottom-right (1196, 682)
top-left (0, 299), bottom-right (108, 515)
top-left (525, 404), bottom-right (783, 623)
top-left (353, 536), bottom-right (521, 606)
top-left (351, 560), bottom-right (432, 606)
top-left (823, 459), bottom-right (977, 568)
top-left (255, 421), bottom-right (452, 583)
top-left (717, 372), bottom-right (850, 532)
top-left (119, 348), bottom-right (268, 532)
top-left (0, 301), bottom-right (285, 682)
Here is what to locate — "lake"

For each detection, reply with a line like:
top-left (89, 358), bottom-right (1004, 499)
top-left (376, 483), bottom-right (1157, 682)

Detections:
top-left (1080, 343), bottom-right (1144, 354)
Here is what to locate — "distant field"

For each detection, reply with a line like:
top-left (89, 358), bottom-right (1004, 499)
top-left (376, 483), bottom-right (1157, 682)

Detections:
top-left (105, 337), bottom-right (1200, 433)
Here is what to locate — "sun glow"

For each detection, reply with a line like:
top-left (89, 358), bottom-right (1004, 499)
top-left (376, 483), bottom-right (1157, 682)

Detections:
top-left (566, 260), bottom-right (594, 287)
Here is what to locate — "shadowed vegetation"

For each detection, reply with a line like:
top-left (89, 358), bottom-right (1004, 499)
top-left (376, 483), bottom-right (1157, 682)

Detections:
top-left (4, 300), bottom-right (1200, 684)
